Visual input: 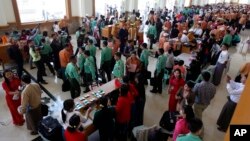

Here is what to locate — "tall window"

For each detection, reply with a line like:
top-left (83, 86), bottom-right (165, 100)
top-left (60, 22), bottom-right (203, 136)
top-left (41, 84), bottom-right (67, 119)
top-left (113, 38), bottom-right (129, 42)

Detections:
top-left (95, 0), bottom-right (123, 18)
top-left (16, 0), bottom-right (66, 23)
top-left (239, 0), bottom-right (249, 4)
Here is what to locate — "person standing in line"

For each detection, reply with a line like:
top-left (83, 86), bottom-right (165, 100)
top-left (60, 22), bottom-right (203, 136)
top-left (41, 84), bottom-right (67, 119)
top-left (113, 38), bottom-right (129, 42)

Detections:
top-left (193, 71), bottom-right (216, 119)
top-left (29, 41), bottom-right (47, 84)
top-left (83, 50), bottom-right (96, 93)
top-left (18, 75), bottom-right (43, 135)
top-left (217, 75), bottom-right (246, 132)
top-left (2, 70), bottom-right (25, 126)
top-left (150, 48), bottom-right (166, 94)
top-left (139, 43), bottom-right (150, 70)
top-left (213, 43), bottom-right (229, 86)
top-left (65, 56), bottom-right (81, 99)
top-left (100, 40), bottom-right (113, 82)
top-left (118, 24), bottom-right (129, 53)
top-left (40, 38), bottom-right (55, 76)
top-left (112, 52), bottom-right (124, 79)
top-left (59, 43), bottom-right (72, 80)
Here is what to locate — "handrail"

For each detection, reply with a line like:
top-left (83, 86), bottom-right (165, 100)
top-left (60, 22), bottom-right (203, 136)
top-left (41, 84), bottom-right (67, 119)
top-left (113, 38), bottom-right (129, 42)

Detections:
top-left (224, 74), bottom-right (250, 141)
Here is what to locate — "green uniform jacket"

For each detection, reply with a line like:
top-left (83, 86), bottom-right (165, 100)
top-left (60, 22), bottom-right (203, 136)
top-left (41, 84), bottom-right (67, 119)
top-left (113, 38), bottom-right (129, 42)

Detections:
top-left (34, 34), bottom-right (43, 46)
top-left (112, 59), bottom-right (124, 78)
top-left (65, 62), bottom-right (81, 83)
top-left (84, 56), bottom-right (96, 80)
top-left (78, 54), bottom-right (85, 72)
top-left (87, 45), bottom-right (97, 57)
top-left (156, 54), bottom-right (166, 75)
top-left (40, 43), bottom-right (52, 55)
top-left (147, 25), bottom-right (157, 39)
top-left (29, 48), bottom-right (41, 62)
top-left (176, 133), bottom-right (202, 141)
top-left (221, 34), bottom-right (232, 46)
top-left (140, 49), bottom-right (150, 68)
top-left (100, 47), bottom-right (112, 66)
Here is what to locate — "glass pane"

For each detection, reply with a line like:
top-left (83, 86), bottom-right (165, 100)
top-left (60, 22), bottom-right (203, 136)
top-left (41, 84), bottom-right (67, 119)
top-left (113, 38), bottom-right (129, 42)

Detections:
top-left (95, 0), bottom-right (122, 18)
top-left (16, 0), bottom-right (66, 23)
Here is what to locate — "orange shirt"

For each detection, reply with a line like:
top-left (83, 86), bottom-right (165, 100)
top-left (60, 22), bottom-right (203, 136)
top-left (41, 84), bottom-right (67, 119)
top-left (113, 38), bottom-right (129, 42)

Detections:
top-left (59, 49), bottom-right (71, 68)
top-left (159, 37), bottom-right (166, 49)
top-left (1, 35), bottom-right (9, 44)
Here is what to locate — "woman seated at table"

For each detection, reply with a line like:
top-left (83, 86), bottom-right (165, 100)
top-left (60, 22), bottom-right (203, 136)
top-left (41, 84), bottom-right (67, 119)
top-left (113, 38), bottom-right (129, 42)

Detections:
top-left (64, 114), bottom-right (87, 141)
top-left (61, 99), bottom-right (91, 130)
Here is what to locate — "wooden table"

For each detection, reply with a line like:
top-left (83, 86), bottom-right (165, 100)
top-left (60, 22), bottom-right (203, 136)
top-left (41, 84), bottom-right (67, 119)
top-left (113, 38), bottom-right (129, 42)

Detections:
top-left (74, 79), bottom-right (120, 136)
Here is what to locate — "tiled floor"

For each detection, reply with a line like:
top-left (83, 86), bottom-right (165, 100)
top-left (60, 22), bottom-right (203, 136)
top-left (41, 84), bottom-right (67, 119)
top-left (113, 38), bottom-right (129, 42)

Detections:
top-left (0, 29), bottom-right (250, 141)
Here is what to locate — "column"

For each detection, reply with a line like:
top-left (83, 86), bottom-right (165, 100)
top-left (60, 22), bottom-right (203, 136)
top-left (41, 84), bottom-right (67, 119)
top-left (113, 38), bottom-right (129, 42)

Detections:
top-left (158, 0), bottom-right (167, 9)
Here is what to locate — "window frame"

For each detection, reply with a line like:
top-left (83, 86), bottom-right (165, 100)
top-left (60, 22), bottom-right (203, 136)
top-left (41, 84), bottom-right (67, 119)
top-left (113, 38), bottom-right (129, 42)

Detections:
top-left (12, 0), bottom-right (71, 26)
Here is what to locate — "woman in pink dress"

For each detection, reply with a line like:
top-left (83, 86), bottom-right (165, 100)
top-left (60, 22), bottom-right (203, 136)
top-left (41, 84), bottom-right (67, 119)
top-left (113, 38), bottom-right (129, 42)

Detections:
top-left (172, 105), bottom-right (195, 141)
top-left (2, 70), bottom-right (25, 126)
top-left (168, 69), bottom-right (185, 112)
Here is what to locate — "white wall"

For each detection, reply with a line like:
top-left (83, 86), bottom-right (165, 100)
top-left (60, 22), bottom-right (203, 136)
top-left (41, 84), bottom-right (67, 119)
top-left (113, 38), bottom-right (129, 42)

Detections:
top-left (3, 0), bottom-right (15, 23)
top-left (71, 0), bottom-right (81, 17)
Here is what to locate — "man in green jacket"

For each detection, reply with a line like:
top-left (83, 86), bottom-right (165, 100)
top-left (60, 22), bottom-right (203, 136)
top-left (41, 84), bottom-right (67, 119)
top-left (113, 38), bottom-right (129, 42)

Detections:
top-left (147, 23), bottom-right (157, 49)
top-left (140, 43), bottom-right (150, 70)
top-left (112, 52), bottom-right (124, 78)
top-left (221, 30), bottom-right (232, 47)
top-left (65, 55), bottom-right (81, 98)
top-left (83, 50), bottom-right (96, 93)
top-left (40, 38), bottom-right (55, 75)
top-left (150, 48), bottom-right (166, 94)
top-left (100, 40), bottom-right (112, 81)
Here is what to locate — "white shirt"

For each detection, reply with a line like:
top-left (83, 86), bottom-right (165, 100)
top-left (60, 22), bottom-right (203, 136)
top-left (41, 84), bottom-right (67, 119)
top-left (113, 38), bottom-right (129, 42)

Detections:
top-left (144, 25), bottom-right (149, 34)
top-left (194, 28), bottom-right (203, 36)
top-left (180, 34), bottom-right (189, 43)
top-left (138, 25), bottom-right (144, 33)
top-left (217, 50), bottom-right (229, 64)
top-left (62, 110), bottom-right (87, 129)
top-left (53, 24), bottom-right (60, 33)
top-left (227, 80), bottom-right (245, 103)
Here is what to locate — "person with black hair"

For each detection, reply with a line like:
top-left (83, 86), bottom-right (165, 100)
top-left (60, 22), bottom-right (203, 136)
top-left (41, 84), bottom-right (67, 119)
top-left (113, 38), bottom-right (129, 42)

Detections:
top-left (50, 33), bottom-right (63, 72)
top-left (40, 38), bottom-right (55, 76)
top-left (126, 51), bottom-right (141, 81)
top-left (93, 97), bottom-right (116, 141)
top-left (112, 52), bottom-right (124, 78)
top-left (118, 24), bottom-right (129, 53)
top-left (170, 24), bottom-right (179, 39)
top-left (217, 75), bottom-right (247, 132)
top-left (213, 43), bottom-right (229, 86)
top-left (176, 81), bottom-right (195, 111)
top-left (147, 22), bottom-right (157, 49)
top-left (83, 50), bottom-right (96, 93)
top-left (176, 118), bottom-right (203, 141)
top-left (18, 74), bottom-right (42, 135)
top-left (2, 70), bottom-right (25, 126)
top-left (173, 105), bottom-right (195, 141)
top-left (29, 41), bottom-right (47, 84)
top-left (8, 38), bottom-right (24, 78)
top-left (100, 40), bottom-right (113, 81)
top-left (150, 48), bottom-right (166, 94)
top-left (173, 60), bottom-right (186, 78)
top-left (139, 43), bottom-right (150, 70)
top-left (64, 114), bottom-right (87, 141)
top-left (65, 56), bottom-right (81, 98)
top-left (61, 99), bottom-right (91, 130)
top-left (194, 71), bottom-right (216, 119)
top-left (115, 84), bottom-right (132, 141)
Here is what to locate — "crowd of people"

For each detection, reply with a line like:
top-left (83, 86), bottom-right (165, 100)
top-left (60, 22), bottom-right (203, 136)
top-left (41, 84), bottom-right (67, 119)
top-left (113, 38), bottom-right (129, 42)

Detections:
top-left (1, 2), bottom-right (250, 141)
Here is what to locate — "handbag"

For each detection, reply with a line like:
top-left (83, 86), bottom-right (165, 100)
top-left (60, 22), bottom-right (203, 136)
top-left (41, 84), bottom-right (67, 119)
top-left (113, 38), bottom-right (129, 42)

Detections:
top-left (159, 111), bottom-right (179, 132)
top-left (41, 103), bottom-right (49, 117)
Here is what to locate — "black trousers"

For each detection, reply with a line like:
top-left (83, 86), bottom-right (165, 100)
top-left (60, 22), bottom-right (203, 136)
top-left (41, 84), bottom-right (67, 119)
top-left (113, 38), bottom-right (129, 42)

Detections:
top-left (41, 54), bottom-right (55, 75)
top-left (16, 61), bottom-right (23, 78)
top-left (115, 122), bottom-right (128, 141)
top-left (152, 70), bottom-right (164, 93)
top-left (34, 60), bottom-right (45, 82)
top-left (102, 60), bottom-right (112, 82)
top-left (69, 78), bottom-right (81, 99)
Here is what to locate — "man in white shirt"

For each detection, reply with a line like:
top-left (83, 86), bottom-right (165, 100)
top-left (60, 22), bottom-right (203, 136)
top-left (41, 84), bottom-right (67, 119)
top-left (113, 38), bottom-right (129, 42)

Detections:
top-left (180, 30), bottom-right (189, 43)
top-left (213, 43), bottom-right (229, 86)
top-left (217, 74), bottom-right (246, 132)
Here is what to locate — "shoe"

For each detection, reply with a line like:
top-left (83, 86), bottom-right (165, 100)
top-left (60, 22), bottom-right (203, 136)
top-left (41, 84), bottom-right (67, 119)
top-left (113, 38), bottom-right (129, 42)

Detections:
top-left (30, 131), bottom-right (38, 135)
top-left (150, 90), bottom-right (157, 93)
top-left (42, 73), bottom-right (47, 76)
top-left (30, 67), bottom-right (36, 70)
top-left (40, 81), bottom-right (48, 84)
top-left (158, 91), bottom-right (162, 94)
top-left (83, 89), bottom-right (90, 93)
top-left (217, 127), bottom-right (226, 132)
